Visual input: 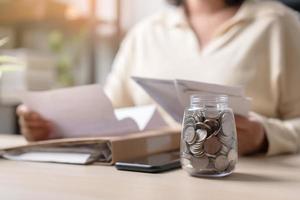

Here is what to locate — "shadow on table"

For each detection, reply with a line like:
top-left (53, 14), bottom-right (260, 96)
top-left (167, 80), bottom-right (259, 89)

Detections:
top-left (224, 172), bottom-right (286, 182)
top-left (242, 154), bottom-right (300, 169)
top-left (261, 155), bottom-right (300, 169)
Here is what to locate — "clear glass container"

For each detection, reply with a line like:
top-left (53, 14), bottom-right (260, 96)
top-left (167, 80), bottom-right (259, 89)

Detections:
top-left (180, 95), bottom-right (238, 177)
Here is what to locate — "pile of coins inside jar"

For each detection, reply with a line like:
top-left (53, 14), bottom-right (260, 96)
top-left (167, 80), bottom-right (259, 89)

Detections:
top-left (181, 109), bottom-right (238, 176)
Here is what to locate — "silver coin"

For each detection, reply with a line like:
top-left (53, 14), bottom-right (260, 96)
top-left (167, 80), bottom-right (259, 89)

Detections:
top-left (190, 142), bottom-right (203, 150)
top-left (207, 158), bottom-right (216, 169)
top-left (190, 146), bottom-right (203, 153)
top-left (196, 129), bottom-right (207, 142)
top-left (219, 144), bottom-right (230, 155)
top-left (204, 119), bottom-right (219, 131)
top-left (184, 123), bottom-right (195, 129)
top-left (193, 112), bottom-right (204, 122)
top-left (190, 141), bottom-right (203, 148)
top-left (184, 116), bottom-right (193, 121)
top-left (205, 153), bottom-right (217, 158)
top-left (221, 112), bottom-right (235, 137)
top-left (185, 110), bottom-right (195, 117)
top-left (205, 109), bottom-right (220, 119)
top-left (184, 121), bottom-right (195, 128)
top-left (219, 135), bottom-right (233, 147)
top-left (196, 122), bottom-right (211, 132)
top-left (181, 158), bottom-right (192, 166)
top-left (193, 152), bottom-right (205, 158)
top-left (190, 146), bottom-right (204, 155)
top-left (184, 126), bottom-right (196, 144)
top-left (190, 142), bottom-right (205, 157)
top-left (215, 155), bottom-right (229, 171)
top-left (203, 136), bottom-right (222, 155)
top-left (211, 125), bottom-right (222, 137)
top-left (181, 141), bottom-right (190, 154)
top-left (181, 152), bottom-right (192, 160)
top-left (191, 156), bottom-right (209, 169)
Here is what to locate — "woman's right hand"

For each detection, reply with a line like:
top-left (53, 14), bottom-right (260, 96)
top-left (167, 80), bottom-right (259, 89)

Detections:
top-left (16, 105), bottom-right (52, 141)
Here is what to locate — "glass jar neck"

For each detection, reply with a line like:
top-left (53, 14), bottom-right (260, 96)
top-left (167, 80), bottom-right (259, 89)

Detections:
top-left (190, 94), bottom-right (228, 110)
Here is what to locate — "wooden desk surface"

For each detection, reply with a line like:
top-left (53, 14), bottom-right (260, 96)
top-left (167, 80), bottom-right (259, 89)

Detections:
top-left (0, 135), bottom-right (299, 200)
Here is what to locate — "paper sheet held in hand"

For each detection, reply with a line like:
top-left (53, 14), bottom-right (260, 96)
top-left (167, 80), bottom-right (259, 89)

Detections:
top-left (132, 77), bottom-right (251, 123)
top-left (22, 85), bottom-right (167, 138)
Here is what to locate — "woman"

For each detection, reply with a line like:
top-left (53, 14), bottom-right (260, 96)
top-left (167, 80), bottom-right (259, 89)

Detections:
top-left (17, 0), bottom-right (300, 156)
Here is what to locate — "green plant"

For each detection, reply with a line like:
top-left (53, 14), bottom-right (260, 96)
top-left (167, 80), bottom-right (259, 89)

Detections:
top-left (48, 29), bottom-right (87, 87)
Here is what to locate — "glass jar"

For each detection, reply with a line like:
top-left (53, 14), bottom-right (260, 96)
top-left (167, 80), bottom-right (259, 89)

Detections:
top-left (180, 95), bottom-right (238, 177)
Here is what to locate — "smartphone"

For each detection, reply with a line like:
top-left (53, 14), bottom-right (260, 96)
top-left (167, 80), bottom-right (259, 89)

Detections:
top-left (115, 151), bottom-right (181, 173)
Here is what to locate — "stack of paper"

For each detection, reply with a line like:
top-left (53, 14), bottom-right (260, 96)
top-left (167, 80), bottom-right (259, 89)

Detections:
top-left (132, 77), bottom-right (251, 123)
top-left (22, 85), bottom-right (167, 138)
top-left (1, 128), bottom-right (180, 165)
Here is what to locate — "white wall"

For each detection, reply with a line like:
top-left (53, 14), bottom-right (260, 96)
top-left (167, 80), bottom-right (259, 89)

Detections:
top-left (121, 0), bottom-right (168, 30)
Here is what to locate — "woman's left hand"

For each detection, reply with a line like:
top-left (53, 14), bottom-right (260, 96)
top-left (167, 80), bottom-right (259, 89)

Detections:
top-left (234, 114), bottom-right (268, 156)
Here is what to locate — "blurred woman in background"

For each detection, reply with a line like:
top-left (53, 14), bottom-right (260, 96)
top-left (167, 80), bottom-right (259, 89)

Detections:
top-left (17, 0), bottom-right (300, 156)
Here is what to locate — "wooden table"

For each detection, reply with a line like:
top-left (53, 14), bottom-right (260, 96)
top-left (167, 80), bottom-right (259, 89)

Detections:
top-left (0, 135), bottom-right (299, 200)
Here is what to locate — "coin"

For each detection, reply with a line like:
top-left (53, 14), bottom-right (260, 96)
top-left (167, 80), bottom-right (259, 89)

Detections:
top-left (196, 122), bottom-right (211, 132)
top-left (220, 136), bottom-right (234, 147)
top-left (215, 155), bottom-right (229, 171)
top-left (221, 112), bottom-right (235, 137)
top-left (191, 156), bottom-right (209, 169)
top-left (184, 110), bottom-right (195, 117)
top-left (184, 117), bottom-right (196, 124)
top-left (212, 126), bottom-right (222, 137)
top-left (193, 112), bottom-right (204, 122)
top-left (196, 129), bottom-right (207, 142)
top-left (190, 144), bottom-right (204, 155)
top-left (204, 119), bottom-right (219, 131)
top-left (219, 144), bottom-right (230, 155)
top-left (181, 158), bottom-right (192, 166)
top-left (184, 126), bottom-right (196, 144)
top-left (181, 141), bottom-right (190, 154)
top-left (205, 110), bottom-right (220, 119)
top-left (205, 153), bottom-right (217, 158)
top-left (206, 158), bottom-right (216, 169)
top-left (189, 140), bottom-right (205, 157)
top-left (193, 152), bottom-right (205, 158)
top-left (181, 152), bottom-right (192, 160)
top-left (190, 144), bottom-right (203, 152)
top-left (203, 136), bottom-right (222, 155)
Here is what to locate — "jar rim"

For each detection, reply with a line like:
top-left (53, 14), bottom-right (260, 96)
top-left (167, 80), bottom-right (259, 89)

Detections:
top-left (190, 94), bottom-right (228, 106)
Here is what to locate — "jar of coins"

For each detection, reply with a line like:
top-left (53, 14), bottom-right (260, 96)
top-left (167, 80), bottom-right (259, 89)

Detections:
top-left (180, 95), bottom-right (238, 177)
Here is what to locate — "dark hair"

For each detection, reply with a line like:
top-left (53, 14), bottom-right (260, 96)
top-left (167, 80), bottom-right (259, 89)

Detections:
top-left (167, 0), bottom-right (245, 7)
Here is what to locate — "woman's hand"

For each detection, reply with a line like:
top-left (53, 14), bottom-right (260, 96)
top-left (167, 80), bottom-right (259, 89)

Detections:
top-left (16, 105), bottom-right (52, 141)
top-left (235, 114), bottom-right (268, 156)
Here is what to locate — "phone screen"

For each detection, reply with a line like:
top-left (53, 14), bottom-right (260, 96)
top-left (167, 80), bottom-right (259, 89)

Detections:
top-left (115, 151), bottom-right (181, 173)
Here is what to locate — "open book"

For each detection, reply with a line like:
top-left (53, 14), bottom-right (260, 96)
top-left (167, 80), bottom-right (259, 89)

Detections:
top-left (132, 77), bottom-right (251, 123)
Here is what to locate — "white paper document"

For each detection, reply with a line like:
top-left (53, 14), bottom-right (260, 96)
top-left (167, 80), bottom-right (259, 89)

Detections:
top-left (22, 85), bottom-right (167, 138)
top-left (132, 77), bottom-right (251, 123)
top-left (3, 152), bottom-right (92, 164)
top-left (115, 105), bottom-right (167, 131)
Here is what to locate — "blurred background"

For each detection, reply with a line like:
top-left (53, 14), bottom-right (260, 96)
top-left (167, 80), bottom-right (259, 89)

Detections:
top-left (0, 0), bottom-right (299, 134)
top-left (0, 0), bottom-right (170, 134)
